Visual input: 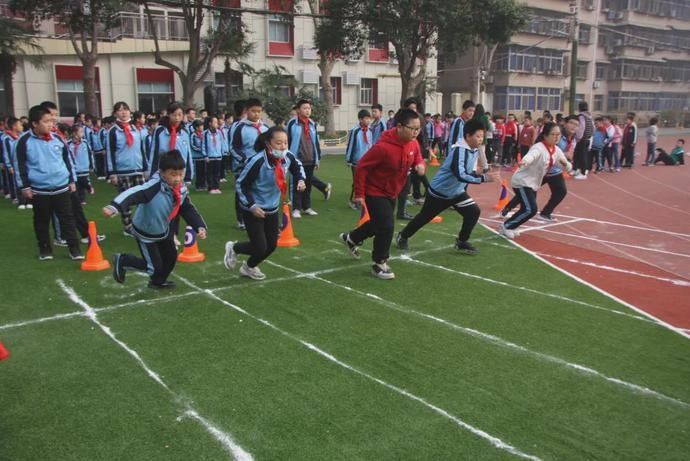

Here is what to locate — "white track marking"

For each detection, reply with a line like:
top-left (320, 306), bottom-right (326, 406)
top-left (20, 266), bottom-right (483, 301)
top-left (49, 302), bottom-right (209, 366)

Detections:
top-left (479, 217), bottom-right (585, 233)
top-left (565, 191), bottom-right (690, 242)
top-left (552, 213), bottom-right (690, 239)
top-left (57, 280), bottom-right (253, 461)
top-left (0, 310), bottom-right (86, 331)
top-left (629, 169), bottom-right (690, 197)
top-left (172, 274), bottom-right (541, 460)
top-left (482, 225), bottom-right (690, 340)
top-left (589, 172), bottom-right (690, 217)
top-left (530, 228), bottom-right (690, 259)
top-left (266, 261), bottom-right (690, 409)
top-left (535, 252), bottom-right (690, 287)
top-left (399, 257), bottom-right (651, 323)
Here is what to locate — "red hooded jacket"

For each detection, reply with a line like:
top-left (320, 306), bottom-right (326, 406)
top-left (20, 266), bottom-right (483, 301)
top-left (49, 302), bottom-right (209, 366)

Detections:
top-left (354, 128), bottom-right (424, 199)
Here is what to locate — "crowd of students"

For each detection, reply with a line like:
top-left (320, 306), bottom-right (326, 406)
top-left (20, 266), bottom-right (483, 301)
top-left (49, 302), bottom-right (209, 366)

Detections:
top-left (0, 95), bottom-right (685, 285)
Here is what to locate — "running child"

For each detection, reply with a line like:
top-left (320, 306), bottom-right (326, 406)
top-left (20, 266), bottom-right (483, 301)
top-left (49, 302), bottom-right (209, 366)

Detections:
top-left (105, 150), bottom-right (207, 289)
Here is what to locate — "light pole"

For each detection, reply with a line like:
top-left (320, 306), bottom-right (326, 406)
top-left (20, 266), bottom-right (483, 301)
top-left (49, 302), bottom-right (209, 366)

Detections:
top-left (569, 1), bottom-right (579, 113)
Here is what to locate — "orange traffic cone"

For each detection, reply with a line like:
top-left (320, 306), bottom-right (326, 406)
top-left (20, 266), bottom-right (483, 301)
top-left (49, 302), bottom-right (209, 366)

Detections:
top-left (429, 149), bottom-right (441, 167)
top-left (493, 179), bottom-right (511, 211)
top-left (81, 221), bottom-right (110, 271)
top-left (277, 204), bottom-right (300, 247)
top-left (357, 202), bottom-right (370, 227)
top-left (0, 341), bottom-right (9, 361)
top-left (431, 215), bottom-right (443, 223)
top-left (178, 226), bottom-right (206, 262)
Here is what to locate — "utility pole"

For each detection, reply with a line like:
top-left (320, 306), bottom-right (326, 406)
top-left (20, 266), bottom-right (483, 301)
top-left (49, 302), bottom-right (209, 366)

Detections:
top-left (569, 1), bottom-right (579, 113)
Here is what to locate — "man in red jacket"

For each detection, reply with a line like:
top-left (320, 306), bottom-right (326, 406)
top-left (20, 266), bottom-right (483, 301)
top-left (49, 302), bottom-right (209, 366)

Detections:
top-left (340, 109), bottom-right (425, 280)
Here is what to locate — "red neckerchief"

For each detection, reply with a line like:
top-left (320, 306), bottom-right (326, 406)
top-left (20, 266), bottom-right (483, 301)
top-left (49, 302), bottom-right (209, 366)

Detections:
top-left (40, 131), bottom-right (52, 142)
top-left (299, 117), bottom-right (311, 141)
top-left (169, 124), bottom-right (179, 151)
top-left (135, 121), bottom-right (144, 131)
top-left (543, 142), bottom-right (555, 171)
top-left (195, 130), bottom-right (203, 141)
top-left (360, 124), bottom-right (369, 144)
top-left (5, 131), bottom-right (18, 140)
top-left (565, 136), bottom-right (574, 154)
top-left (118, 121), bottom-right (134, 147)
top-left (269, 152), bottom-right (287, 198)
top-left (252, 122), bottom-right (262, 136)
top-left (168, 183), bottom-right (182, 221)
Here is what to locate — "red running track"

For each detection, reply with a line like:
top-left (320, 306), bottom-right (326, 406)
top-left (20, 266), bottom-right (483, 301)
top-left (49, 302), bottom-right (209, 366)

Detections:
top-left (468, 132), bottom-right (690, 335)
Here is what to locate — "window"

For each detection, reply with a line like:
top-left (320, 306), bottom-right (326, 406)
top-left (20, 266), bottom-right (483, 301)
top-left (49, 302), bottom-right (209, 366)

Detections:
top-left (578, 25), bottom-right (591, 44)
top-left (360, 78), bottom-right (378, 105)
top-left (55, 65), bottom-right (101, 117)
top-left (495, 46), bottom-right (563, 75)
top-left (137, 68), bottom-right (174, 115)
top-left (494, 86), bottom-right (536, 112)
top-left (268, 0), bottom-right (294, 56)
top-left (595, 63), bottom-right (608, 80)
top-left (594, 94), bottom-right (604, 112)
top-left (608, 91), bottom-right (689, 111)
top-left (367, 37), bottom-right (389, 62)
top-left (576, 61), bottom-right (589, 80)
top-left (319, 76), bottom-right (342, 105)
top-left (537, 88), bottom-right (561, 111)
top-left (214, 71), bottom-right (243, 106)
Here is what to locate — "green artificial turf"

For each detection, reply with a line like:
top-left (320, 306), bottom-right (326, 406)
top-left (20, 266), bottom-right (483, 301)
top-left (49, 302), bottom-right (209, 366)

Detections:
top-left (1, 155), bottom-right (689, 460)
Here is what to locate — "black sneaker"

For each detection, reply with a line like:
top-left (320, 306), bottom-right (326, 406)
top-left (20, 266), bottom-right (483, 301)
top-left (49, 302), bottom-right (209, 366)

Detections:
top-left (147, 281), bottom-right (177, 290)
top-left (455, 240), bottom-right (479, 255)
top-left (39, 251), bottom-right (54, 261)
top-left (53, 239), bottom-right (68, 247)
top-left (395, 232), bottom-right (409, 251)
top-left (324, 183), bottom-right (332, 201)
top-left (397, 212), bottom-right (414, 220)
top-left (339, 232), bottom-right (360, 259)
top-left (500, 208), bottom-right (509, 218)
top-left (112, 254), bottom-right (126, 283)
top-left (371, 262), bottom-right (395, 280)
top-left (70, 251), bottom-right (85, 261)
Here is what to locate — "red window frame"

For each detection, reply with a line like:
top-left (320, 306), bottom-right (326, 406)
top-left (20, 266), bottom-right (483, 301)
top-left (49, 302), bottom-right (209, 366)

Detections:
top-left (268, 0), bottom-right (294, 57)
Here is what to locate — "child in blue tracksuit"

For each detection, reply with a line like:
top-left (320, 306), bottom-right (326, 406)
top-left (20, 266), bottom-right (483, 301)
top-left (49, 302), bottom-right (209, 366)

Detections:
top-left (204, 115), bottom-right (226, 193)
top-left (104, 150), bottom-right (207, 289)
top-left (228, 100), bottom-right (247, 229)
top-left (68, 124), bottom-right (94, 203)
top-left (190, 120), bottom-right (206, 191)
top-left (2, 117), bottom-right (27, 208)
top-left (16, 105), bottom-right (82, 260)
top-left (590, 117), bottom-right (610, 173)
top-left (107, 102), bottom-right (147, 192)
top-left (345, 109), bottom-right (373, 207)
top-left (223, 127), bottom-right (306, 281)
top-left (148, 102), bottom-right (194, 182)
top-left (231, 98), bottom-right (269, 173)
top-left (85, 115), bottom-right (106, 179)
top-left (396, 119), bottom-right (495, 254)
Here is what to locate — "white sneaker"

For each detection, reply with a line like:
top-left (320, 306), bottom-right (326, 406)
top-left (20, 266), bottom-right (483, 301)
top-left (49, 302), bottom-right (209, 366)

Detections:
top-left (303, 208), bottom-right (318, 216)
top-left (239, 262), bottom-right (266, 280)
top-left (223, 241), bottom-right (237, 270)
top-left (324, 183), bottom-right (332, 201)
top-left (292, 209), bottom-right (302, 219)
top-left (17, 204), bottom-right (26, 210)
top-left (26, 204), bottom-right (33, 209)
top-left (574, 174), bottom-right (587, 180)
top-left (498, 225), bottom-right (518, 239)
top-left (174, 235), bottom-right (181, 248)
top-left (81, 235), bottom-right (106, 244)
top-left (371, 262), bottom-right (395, 280)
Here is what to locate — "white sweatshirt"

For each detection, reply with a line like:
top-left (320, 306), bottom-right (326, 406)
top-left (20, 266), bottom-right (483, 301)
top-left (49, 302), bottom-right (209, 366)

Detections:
top-left (511, 142), bottom-right (572, 191)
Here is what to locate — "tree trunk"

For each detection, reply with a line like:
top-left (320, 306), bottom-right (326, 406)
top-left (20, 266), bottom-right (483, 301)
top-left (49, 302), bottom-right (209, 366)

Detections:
top-left (182, 76), bottom-right (198, 108)
top-left (224, 57), bottom-right (233, 108)
top-left (82, 56), bottom-right (99, 116)
top-left (318, 56), bottom-right (336, 136)
top-left (470, 46), bottom-right (482, 103)
top-left (0, 54), bottom-right (15, 115)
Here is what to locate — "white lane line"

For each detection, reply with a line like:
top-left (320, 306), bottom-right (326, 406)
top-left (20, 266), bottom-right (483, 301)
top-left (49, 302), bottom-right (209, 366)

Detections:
top-left (552, 213), bottom-right (690, 239)
top-left (172, 274), bottom-right (541, 461)
top-left (530, 228), bottom-right (690, 259)
top-left (57, 279), bottom-right (253, 461)
top-left (0, 310), bottom-right (86, 331)
top-left (564, 191), bottom-right (690, 242)
top-left (266, 261), bottom-right (690, 410)
top-left (400, 257), bottom-right (651, 323)
top-left (479, 217), bottom-right (585, 233)
top-left (481, 225), bottom-right (690, 340)
top-left (589, 172), bottom-right (690, 217)
top-left (535, 252), bottom-right (690, 287)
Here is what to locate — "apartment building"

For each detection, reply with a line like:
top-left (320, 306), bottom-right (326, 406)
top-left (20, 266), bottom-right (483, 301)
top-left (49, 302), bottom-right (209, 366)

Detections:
top-left (438, 0), bottom-right (690, 122)
top-left (3, 0), bottom-right (439, 129)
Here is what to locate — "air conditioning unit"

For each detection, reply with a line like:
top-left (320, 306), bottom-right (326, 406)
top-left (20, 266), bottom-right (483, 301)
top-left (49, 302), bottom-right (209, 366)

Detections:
top-left (300, 69), bottom-right (320, 85)
top-left (615, 38), bottom-right (624, 46)
top-left (605, 46), bottom-right (614, 55)
top-left (586, 5), bottom-right (595, 11)
top-left (607, 10), bottom-right (618, 20)
top-left (615, 11), bottom-right (624, 19)
top-left (593, 80), bottom-right (601, 89)
top-left (342, 71), bottom-right (361, 85)
top-left (299, 45), bottom-right (319, 60)
top-left (346, 57), bottom-right (361, 64)
top-left (645, 46), bottom-right (655, 55)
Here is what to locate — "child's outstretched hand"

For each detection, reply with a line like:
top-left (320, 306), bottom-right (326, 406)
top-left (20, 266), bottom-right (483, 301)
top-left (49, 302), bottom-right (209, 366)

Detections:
top-left (297, 179), bottom-right (306, 191)
top-left (197, 228), bottom-right (207, 239)
top-left (102, 207), bottom-right (116, 218)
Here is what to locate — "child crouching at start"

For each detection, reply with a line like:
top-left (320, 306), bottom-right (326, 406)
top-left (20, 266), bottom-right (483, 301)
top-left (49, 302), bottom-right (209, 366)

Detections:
top-left (103, 150), bottom-right (207, 289)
